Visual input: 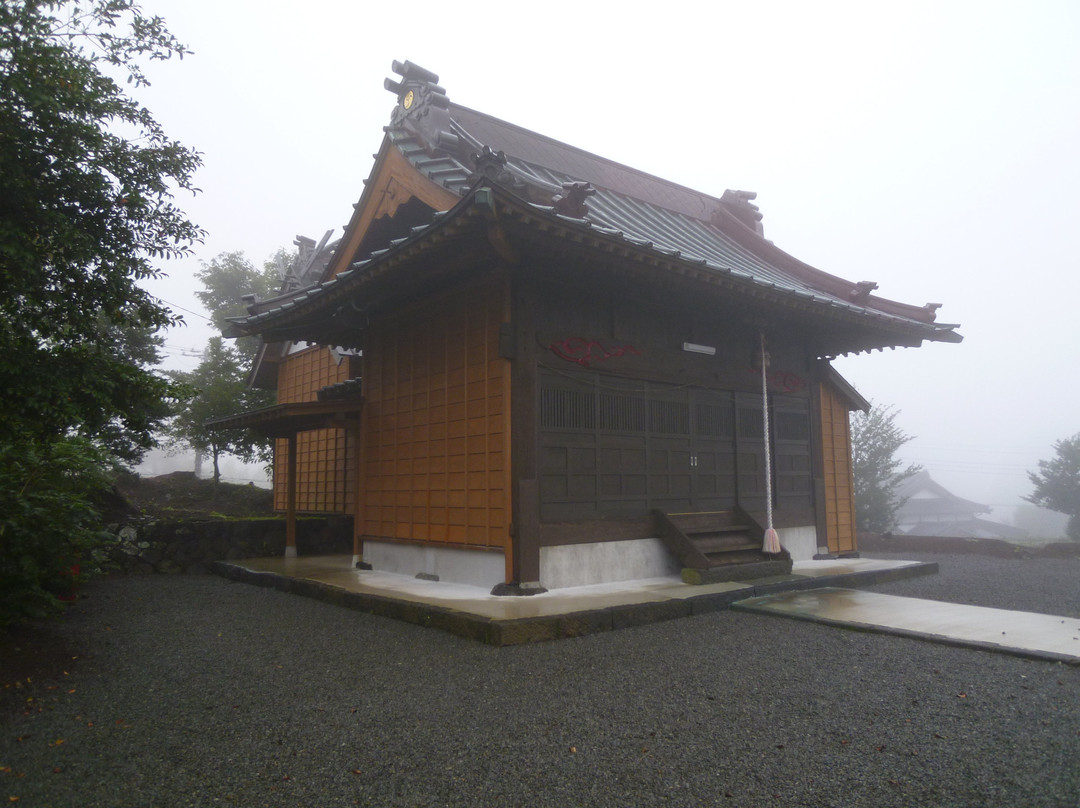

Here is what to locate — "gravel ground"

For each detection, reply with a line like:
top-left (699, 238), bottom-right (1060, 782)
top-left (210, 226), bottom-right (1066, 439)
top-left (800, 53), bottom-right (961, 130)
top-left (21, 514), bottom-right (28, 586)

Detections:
top-left (2, 552), bottom-right (1079, 808)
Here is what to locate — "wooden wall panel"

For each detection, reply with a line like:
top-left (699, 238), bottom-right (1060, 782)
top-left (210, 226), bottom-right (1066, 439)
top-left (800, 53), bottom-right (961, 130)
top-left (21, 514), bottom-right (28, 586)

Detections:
top-left (360, 275), bottom-right (510, 551)
top-left (273, 347), bottom-right (356, 513)
top-left (819, 381), bottom-right (857, 554)
top-left (277, 346), bottom-right (351, 404)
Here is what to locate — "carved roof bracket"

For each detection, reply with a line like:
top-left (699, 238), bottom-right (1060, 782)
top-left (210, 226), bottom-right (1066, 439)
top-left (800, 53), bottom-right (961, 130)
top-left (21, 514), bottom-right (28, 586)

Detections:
top-left (718, 189), bottom-right (765, 236)
top-left (473, 145), bottom-right (511, 182)
top-left (849, 280), bottom-right (878, 304)
top-left (552, 181), bottom-right (596, 219)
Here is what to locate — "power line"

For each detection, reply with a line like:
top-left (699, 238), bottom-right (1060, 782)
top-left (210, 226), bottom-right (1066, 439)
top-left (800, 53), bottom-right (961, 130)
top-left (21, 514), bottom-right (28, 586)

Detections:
top-left (161, 342), bottom-right (209, 356)
top-left (154, 296), bottom-right (213, 322)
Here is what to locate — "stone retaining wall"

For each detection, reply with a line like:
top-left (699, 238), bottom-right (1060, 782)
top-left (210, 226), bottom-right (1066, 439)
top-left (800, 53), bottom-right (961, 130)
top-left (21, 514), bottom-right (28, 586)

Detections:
top-left (105, 516), bottom-right (353, 574)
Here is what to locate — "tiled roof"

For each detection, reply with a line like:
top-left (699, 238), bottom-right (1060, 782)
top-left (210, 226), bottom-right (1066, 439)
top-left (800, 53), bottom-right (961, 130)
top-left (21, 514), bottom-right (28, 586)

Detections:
top-left (227, 63), bottom-right (961, 351)
top-left (391, 132), bottom-right (472, 196)
top-left (229, 182), bottom-right (954, 354)
top-left (392, 99), bottom-right (952, 333)
top-left (450, 104), bottom-right (728, 222)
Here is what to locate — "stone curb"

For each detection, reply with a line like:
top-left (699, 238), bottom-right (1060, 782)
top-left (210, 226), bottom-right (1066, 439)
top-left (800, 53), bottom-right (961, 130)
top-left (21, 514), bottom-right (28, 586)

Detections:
top-left (208, 560), bottom-right (938, 646)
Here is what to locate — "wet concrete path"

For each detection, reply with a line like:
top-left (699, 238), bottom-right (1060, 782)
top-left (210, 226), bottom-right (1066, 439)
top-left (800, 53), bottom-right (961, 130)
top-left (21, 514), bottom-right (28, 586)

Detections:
top-left (213, 556), bottom-right (936, 645)
top-left (734, 587), bottom-right (1080, 664)
top-left (215, 555), bottom-right (1080, 659)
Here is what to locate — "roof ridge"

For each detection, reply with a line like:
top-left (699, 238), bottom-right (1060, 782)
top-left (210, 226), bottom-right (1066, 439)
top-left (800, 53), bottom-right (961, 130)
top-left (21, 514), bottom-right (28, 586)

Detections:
top-left (447, 102), bottom-right (727, 219)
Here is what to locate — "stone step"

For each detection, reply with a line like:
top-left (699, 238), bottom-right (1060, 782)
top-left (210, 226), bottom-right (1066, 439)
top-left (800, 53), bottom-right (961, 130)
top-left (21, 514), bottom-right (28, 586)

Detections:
top-left (682, 558), bottom-right (794, 585)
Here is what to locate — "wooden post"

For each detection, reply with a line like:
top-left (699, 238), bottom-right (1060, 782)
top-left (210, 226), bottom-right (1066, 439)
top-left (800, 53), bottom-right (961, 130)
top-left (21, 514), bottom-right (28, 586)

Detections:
top-left (285, 432), bottom-right (298, 558)
top-left (809, 368), bottom-right (829, 556)
top-left (351, 416), bottom-right (364, 567)
top-left (509, 273), bottom-right (540, 584)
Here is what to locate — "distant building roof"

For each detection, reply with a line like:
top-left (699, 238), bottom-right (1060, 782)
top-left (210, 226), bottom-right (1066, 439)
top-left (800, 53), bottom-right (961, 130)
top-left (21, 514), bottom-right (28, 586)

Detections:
top-left (895, 470), bottom-right (990, 521)
top-left (893, 470), bottom-right (1028, 540)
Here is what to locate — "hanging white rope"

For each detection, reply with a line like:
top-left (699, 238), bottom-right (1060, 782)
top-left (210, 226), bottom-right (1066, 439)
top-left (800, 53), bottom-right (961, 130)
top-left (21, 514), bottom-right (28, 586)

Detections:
top-left (760, 332), bottom-right (781, 555)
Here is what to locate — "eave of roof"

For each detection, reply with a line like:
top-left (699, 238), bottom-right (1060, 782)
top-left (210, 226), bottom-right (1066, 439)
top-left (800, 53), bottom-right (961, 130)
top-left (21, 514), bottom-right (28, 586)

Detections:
top-left (501, 195), bottom-right (955, 339)
top-left (206, 398), bottom-right (363, 438)
top-left (226, 181), bottom-right (961, 356)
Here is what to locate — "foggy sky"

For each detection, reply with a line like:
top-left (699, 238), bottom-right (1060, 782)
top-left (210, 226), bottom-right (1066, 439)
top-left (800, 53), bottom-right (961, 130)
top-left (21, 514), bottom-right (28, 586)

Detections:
top-left (135, 0), bottom-right (1080, 516)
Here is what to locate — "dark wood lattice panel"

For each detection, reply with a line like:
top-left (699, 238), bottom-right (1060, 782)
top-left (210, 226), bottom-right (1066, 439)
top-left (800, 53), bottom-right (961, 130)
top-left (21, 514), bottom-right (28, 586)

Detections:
top-left (539, 373), bottom-right (808, 521)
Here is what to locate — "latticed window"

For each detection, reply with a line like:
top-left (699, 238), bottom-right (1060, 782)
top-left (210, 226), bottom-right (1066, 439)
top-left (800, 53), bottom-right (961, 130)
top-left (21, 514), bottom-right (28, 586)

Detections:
top-left (540, 387), bottom-right (595, 430)
top-left (648, 399), bottom-right (690, 435)
top-left (738, 405), bottom-right (765, 440)
top-left (539, 372), bottom-right (813, 519)
top-left (599, 392), bottom-right (647, 432)
top-left (776, 410), bottom-right (810, 441)
top-left (695, 402), bottom-right (734, 438)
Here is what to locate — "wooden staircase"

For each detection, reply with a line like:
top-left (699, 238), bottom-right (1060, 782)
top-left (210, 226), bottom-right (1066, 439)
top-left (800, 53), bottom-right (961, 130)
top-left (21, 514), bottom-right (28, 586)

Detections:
top-left (653, 508), bottom-right (793, 584)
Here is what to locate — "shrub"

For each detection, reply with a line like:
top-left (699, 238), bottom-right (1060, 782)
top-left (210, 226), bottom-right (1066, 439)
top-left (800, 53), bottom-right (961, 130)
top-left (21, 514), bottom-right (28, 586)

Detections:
top-left (0, 436), bottom-right (115, 625)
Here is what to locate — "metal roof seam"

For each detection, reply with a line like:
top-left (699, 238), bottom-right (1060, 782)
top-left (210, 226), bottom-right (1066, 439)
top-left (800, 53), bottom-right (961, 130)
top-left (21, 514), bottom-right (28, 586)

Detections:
top-left (514, 157), bottom-right (878, 309)
top-left (520, 199), bottom-right (946, 331)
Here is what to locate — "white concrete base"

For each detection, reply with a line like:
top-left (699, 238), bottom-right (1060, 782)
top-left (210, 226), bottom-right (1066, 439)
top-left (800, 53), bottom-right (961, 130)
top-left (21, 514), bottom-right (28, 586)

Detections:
top-left (362, 527), bottom-right (817, 590)
top-left (540, 538), bottom-right (680, 590)
top-left (778, 525), bottom-right (818, 562)
top-left (351, 554), bottom-right (361, 567)
top-left (284, 545), bottom-right (297, 559)
top-left (363, 541), bottom-right (505, 589)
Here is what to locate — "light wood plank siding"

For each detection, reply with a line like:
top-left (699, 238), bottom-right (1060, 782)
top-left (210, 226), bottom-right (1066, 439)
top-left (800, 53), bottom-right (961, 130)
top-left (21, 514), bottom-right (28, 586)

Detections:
top-left (360, 275), bottom-right (510, 551)
top-left (819, 380), bottom-right (857, 553)
top-left (273, 347), bottom-right (355, 513)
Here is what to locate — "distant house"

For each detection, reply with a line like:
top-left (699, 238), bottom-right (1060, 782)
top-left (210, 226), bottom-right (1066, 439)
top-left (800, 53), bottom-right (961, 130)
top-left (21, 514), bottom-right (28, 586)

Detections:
top-left (893, 470), bottom-right (1027, 540)
top-left (215, 61), bottom-right (961, 591)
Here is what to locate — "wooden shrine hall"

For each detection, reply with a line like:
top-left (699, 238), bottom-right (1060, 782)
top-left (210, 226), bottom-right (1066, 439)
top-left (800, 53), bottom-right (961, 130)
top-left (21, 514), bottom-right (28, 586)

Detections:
top-left (217, 60), bottom-right (961, 592)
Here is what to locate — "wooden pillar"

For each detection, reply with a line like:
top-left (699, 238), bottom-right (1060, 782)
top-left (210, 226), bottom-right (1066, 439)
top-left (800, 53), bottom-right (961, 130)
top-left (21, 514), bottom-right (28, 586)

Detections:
top-left (509, 273), bottom-right (541, 584)
top-left (285, 432), bottom-right (297, 558)
top-left (351, 415), bottom-right (365, 567)
top-left (809, 369), bottom-right (828, 556)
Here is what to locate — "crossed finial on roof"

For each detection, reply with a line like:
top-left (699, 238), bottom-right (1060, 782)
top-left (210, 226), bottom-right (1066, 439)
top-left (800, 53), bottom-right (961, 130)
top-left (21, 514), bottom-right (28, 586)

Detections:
top-left (385, 60), bottom-right (451, 135)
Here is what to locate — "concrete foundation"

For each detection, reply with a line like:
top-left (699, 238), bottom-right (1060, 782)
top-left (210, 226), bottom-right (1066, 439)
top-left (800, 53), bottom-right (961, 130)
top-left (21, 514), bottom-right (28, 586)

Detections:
top-left (779, 525), bottom-right (818, 561)
top-left (362, 540), bottom-right (505, 589)
top-left (363, 527), bottom-right (818, 590)
top-left (540, 538), bottom-right (681, 590)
